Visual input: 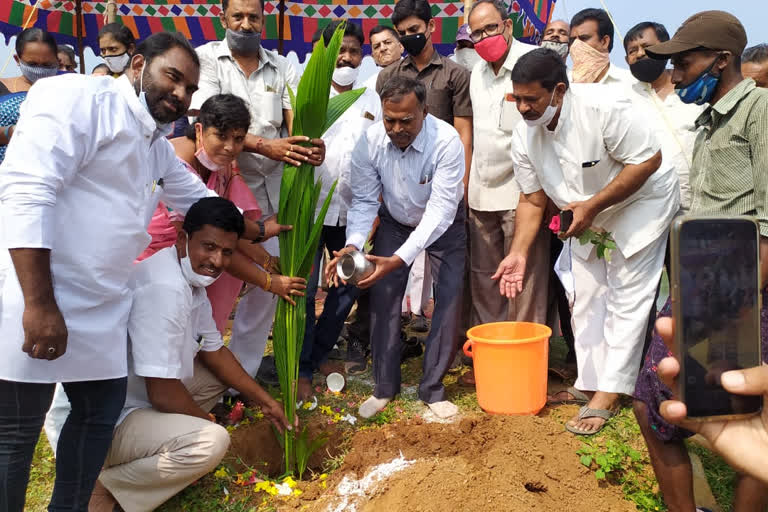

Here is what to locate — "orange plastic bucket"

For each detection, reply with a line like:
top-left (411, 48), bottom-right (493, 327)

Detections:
top-left (463, 322), bottom-right (552, 415)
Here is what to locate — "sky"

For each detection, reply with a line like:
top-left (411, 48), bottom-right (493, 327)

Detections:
top-left (1, 0), bottom-right (765, 80)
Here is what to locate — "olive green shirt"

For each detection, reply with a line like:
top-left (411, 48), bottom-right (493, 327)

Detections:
top-left (689, 79), bottom-right (768, 235)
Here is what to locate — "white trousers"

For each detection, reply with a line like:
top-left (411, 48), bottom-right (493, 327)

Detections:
top-left (571, 232), bottom-right (667, 395)
top-left (227, 235), bottom-right (279, 389)
top-left (401, 250), bottom-right (432, 315)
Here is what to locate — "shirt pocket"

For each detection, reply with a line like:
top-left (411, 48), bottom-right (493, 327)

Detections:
top-left (257, 89), bottom-right (283, 127)
top-left (499, 94), bottom-right (520, 132)
top-left (404, 165), bottom-right (434, 209)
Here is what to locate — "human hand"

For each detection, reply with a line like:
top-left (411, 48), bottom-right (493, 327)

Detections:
top-left (21, 302), bottom-right (68, 360)
top-left (325, 245), bottom-right (358, 288)
top-left (491, 252), bottom-right (527, 298)
top-left (308, 138), bottom-right (325, 166)
top-left (355, 254), bottom-right (404, 290)
top-left (263, 215), bottom-right (292, 240)
top-left (260, 398), bottom-right (296, 433)
top-left (270, 274), bottom-right (307, 306)
top-left (655, 316), bottom-right (768, 485)
top-left (562, 200), bottom-right (598, 239)
top-left (261, 136), bottom-right (323, 167)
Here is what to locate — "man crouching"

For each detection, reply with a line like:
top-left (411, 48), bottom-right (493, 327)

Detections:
top-left (91, 197), bottom-right (292, 511)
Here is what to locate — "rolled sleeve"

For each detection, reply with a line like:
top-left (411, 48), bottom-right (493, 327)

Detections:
top-left (195, 296), bottom-right (225, 352)
top-left (510, 127), bottom-right (542, 195)
top-left (190, 44), bottom-right (221, 111)
top-left (0, 80), bottom-right (94, 249)
top-left (394, 137), bottom-right (465, 265)
top-left (345, 131), bottom-right (382, 249)
top-left (601, 97), bottom-right (661, 166)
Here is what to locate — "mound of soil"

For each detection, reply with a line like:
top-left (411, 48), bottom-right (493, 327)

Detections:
top-left (281, 412), bottom-right (637, 511)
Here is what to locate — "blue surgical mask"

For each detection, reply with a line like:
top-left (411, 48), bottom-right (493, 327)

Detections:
top-left (676, 55), bottom-right (722, 105)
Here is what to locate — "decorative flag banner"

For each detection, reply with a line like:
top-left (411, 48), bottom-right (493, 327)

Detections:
top-left (0, 0), bottom-right (556, 61)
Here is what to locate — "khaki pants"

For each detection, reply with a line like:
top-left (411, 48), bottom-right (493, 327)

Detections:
top-left (99, 360), bottom-right (230, 512)
top-left (468, 208), bottom-right (550, 326)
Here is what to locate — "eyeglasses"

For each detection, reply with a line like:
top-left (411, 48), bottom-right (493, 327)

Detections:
top-left (469, 23), bottom-right (502, 43)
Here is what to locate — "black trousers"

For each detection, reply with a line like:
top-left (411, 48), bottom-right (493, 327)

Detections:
top-left (370, 204), bottom-right (467, 403)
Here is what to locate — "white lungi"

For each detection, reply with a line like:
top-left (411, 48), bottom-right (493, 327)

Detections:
top-left (570, 231), bottom-right (668, 394)
top-left (401, 250), bottom-right (432, 315)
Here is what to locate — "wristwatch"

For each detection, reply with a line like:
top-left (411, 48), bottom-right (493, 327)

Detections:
top-left (251, 219), bottom-right (265, 243)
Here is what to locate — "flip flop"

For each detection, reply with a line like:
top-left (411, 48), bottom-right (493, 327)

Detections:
top-left (565, 405), bottom-right (616, 436)
top-left (547, 386), bottom-right (589, 405)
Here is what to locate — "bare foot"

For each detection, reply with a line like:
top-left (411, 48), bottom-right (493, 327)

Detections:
top-left (88, 479), bottom-right (118, 512)
top-left (566, 391), bottom-right (618, 434)
top-left (297, 377), bottom-right (314, 402)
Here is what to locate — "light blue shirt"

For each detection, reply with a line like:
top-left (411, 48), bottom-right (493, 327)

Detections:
top-left (344, 114), bottom-right (465, 265)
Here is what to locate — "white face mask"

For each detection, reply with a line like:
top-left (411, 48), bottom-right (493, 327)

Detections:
top-left (104, 52), bottom-right (130, 73)
top-left (180, 239), bottom-right (221, 288)
top-left (332, 65), bottom-right (360, 86)
top-left (454, 48), bottom-right (482, 71)
top-left (523, 90), bottom-right (559, 127)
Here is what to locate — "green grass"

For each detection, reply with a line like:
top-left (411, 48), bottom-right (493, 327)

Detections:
top-left (688, 442), bottom-right (737, 511)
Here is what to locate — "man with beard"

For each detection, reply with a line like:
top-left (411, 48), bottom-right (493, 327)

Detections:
top-left (363, 26), bottom-right (403, 90)
top-left (541, 19), bottom-right (570, 61)
top-left (624, 21), bottom-right (701, 214)
top-left (192, 0), bottom-right (327, 389)
top-left (0, 32), bottom-right (275, 512)
top-left (569, 8), bottom-right (634, 87)
top-left (327, 77), bottom-right (466, 420)
top-left (298, 21), bottom-right (382, 400)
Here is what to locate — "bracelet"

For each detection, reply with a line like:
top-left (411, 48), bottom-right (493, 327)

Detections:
top-left (262, 272), bottom-right (273, 292)
top-left (263, 254), bottom-right (272, 269)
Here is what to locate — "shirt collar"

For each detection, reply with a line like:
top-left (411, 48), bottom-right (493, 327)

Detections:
top-left (403, 49), bottom-right (443, 71)
top-left (695, 78), bottom-right (756, 129)
top-left (215, 40), bottom-right (277, 70)
top-left (116, 74), bottom-right (157, 135)
top-left (543, 89), bottom-right (570, 137)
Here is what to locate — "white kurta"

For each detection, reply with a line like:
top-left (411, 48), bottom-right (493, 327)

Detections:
top-left (511, 84), bottom-right (678, 394)
top-left (0, 74), bottom-right (215, 384)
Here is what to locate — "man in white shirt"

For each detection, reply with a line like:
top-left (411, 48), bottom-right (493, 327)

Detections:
top-left (624, 21), bottom-right (701, 214)
top-left (192, 0), bottom-right (327, 387)
top-left (298, 21), bottom-right (382, 399)
top-left (328, 76), bottom-right (466, 420)
top-left (569, 8), bottom-right (635, 88)
top-left (363, 25), bottom-right (403, 90)
top-left (494, 49), bottom-right (678, 435)
top-left (89, 198), bottom-right (291, 512)
top-left (466, 0), bottom-right (549, 344)
top-left (0, 32), bottom-right (271, 511)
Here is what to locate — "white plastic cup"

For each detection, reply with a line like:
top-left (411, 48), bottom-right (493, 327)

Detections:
top-left (326, 372), bottom-right (345, 393)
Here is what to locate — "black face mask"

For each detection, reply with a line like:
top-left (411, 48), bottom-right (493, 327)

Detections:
top-left (400, 33), bottom-right (428, 57)
top-left (630, 57), bottom-right (667, 83)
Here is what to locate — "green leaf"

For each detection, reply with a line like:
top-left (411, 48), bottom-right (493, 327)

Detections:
top-left (322, 88), bottom-right (366, 135)
top-left (580, 455), bottom-right (593, 467)
top-left (578, 231), bottom-right (593, 246)
top-left (596, 245), bottom-right (605, 260)
top-left (596, 455), bottom-right (608, 467)
top-left (595, 469), bottom-right (606, 480)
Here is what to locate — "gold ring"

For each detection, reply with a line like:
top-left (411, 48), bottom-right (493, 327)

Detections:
top-left (290, 144), bottom-right (294, 152)
top-left (285, 150), bottom-right (291, 157)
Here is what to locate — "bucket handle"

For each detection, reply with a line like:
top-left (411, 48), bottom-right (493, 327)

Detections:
top-left (462, 339), bottom-right (474, 358)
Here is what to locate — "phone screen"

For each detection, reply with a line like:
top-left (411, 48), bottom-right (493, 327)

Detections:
top-left (677, 218), bottom-right (762, 418)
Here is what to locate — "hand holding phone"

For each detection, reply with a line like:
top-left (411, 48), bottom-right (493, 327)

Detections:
top-left (558, 210), bottom-right (573, 235)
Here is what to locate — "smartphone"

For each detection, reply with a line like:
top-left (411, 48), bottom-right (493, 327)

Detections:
top-left (558, 210), bottom-right (573, 234)
top-left (670, 216), bottom-right (763, 420)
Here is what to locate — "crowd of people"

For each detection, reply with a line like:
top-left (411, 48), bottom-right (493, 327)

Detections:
top-left (0, 1), bottom-right (768, 511)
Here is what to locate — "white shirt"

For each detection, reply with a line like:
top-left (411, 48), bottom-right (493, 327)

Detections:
top-left (192, 42), bottom-right (300, 215)
top-left (599, 63), bottom-right (637, 90)
top-left (511, 85), bottom-right (679, 260)
top-left (468, 40), bottom-right (538, 211)
top-left (345, 114), bottom-right (465, 265)
top-left (0, 74), bottom-right (214, 383)
top-left (362, 70), bottom-right (381, 91)
top-left (316, 85), bottom-right (382, 226)
top-left (629, 81), bottom-right (702, 212)
top-left (119, 247), bottom-right (224, 425)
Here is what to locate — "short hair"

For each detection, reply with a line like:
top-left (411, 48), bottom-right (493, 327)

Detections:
top-left (15, 27), bottom-right (57, 57)
top-left (743, 44), bottom-right (768, 64)
top-left (183, 197), bottom-right (245, 239)
top-left (98, 23), bottom-right (136, 50)
top-left (570, 8), bottom-right (614, 52)
top-left (379, 76), bottom-right (426, 106)
top-left (92, 63), bottom-right (109, 74)
top-left (222, 0), bottom-right (263, 15)
top-left (369, 25), bottom-right (399, 41)
top-left (188, 94), bottom-right (251, 139)
top-left (392, 0), bottom-right (432, 28)
top-left (57, 44), bottom-right (77, 65)
top-left (321, 19), bottom-right (365, 47)
top-left (510, 48), bottom-right (570, 92)
top-left (623, 21), bottom-right (669, 53)
top-left (135, 31), bottom-right (200, 70)
top-left (468, 0), bottom-right (509, 23)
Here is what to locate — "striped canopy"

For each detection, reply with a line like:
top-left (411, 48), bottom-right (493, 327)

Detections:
top-left (0, 0), bottom-right (556, 59)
